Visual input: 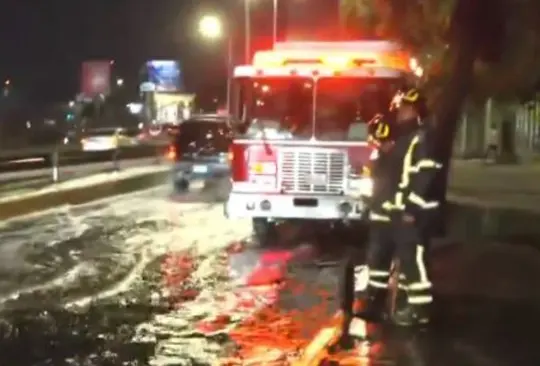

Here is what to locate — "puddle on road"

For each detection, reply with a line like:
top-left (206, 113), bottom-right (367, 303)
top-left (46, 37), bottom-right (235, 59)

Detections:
top-left (0, 255), bottom-right (166, 366)
top-left (1, 197), bottom-right (539, 365)
top-left (0, 192), bottom-right (249, 366)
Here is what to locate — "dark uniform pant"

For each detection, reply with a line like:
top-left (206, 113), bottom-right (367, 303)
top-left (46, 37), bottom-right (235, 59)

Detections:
top-left (366, 216), bottom-right (432, 306)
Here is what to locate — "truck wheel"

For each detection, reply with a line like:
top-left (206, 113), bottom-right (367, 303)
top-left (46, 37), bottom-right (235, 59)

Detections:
top-left (252, 218), bottom-right (277, 246)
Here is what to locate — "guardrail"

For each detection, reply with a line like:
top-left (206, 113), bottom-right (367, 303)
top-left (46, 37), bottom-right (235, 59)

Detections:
top-left (0, 141), bottom-right (169, 183)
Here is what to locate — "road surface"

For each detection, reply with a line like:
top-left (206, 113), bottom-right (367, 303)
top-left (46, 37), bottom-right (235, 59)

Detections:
top-left (0, 183), bottom-right (538, 365)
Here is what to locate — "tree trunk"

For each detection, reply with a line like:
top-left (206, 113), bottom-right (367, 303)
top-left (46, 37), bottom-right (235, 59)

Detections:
top-left (430, 4), bottom-right (479, 236)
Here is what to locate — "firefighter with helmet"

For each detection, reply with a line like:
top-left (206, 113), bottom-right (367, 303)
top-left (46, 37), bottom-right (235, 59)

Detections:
top-left (357, 87), bottom-right (442, 326)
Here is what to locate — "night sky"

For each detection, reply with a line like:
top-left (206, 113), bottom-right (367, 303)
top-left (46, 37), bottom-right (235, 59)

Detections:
top-left (0, 0), bottom-right (263, 104)
top-left (0, 0), bottom-right (340, 106)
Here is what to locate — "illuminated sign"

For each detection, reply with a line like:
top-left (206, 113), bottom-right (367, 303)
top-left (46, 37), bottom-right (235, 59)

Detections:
top-left (145, 60), bottom-right (183, 92)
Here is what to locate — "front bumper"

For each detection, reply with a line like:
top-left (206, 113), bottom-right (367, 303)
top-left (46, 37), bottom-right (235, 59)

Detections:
top-left (225, 192), bottom-right (367, 220)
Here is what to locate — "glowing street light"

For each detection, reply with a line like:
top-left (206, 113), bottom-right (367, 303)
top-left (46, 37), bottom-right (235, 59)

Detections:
top-left (198, 15), bottom-right (223, 40)
top-left (116, 78), bottom-right (124, 86)
top-left (198, 14), bottom-right (232, 115)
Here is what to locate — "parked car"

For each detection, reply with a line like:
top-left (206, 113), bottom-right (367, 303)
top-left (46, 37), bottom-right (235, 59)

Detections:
top-left (168, 115), bottom-right (232, 192)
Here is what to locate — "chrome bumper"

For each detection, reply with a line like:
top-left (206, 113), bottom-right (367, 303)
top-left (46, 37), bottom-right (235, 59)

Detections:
top-left (225, 192), bottom-right (366, 220)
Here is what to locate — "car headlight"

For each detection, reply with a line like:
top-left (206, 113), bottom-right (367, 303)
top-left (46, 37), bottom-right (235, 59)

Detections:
top-left (348, 177), bottom-right (373, 197)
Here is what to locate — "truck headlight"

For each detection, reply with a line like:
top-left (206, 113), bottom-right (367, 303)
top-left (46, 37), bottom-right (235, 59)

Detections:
top-left (348, 177), bottom-right (373, 197)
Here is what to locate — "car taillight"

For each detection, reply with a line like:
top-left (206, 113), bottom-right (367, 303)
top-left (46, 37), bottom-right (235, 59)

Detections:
top-left (166, 145), bottom-right (177, 160)
top-left (228, 147), bottom-right (234, 164)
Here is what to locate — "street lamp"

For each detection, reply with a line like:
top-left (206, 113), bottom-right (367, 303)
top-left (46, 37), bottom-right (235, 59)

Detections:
top-left (198, 14), bottom-right (223, 39)
top-left (198, 15), bottom-right (233, 115)
top-left (116, 78), bottom-right (124, 86)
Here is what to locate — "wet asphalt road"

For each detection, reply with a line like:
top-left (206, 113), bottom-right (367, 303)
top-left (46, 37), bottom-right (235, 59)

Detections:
top-left (0, 183), bottom-right (539, 365)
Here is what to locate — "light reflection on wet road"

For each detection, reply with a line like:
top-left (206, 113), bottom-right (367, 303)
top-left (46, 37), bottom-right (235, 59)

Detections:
top-left (0, 183), bottom-right (538, 365)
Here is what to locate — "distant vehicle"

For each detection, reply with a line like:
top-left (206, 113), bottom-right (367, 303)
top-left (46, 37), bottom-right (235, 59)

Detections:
top-left (167, 115), bottom-right (233, 192)
top-left (81, 127), bottom-right (131, 151)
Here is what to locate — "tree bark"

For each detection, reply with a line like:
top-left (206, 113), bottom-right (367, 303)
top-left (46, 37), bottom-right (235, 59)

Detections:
top-left (430, 0), bottom-right (479, 236)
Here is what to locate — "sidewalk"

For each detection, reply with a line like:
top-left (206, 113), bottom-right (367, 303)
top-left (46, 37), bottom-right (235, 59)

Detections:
top-left (448, 160), bottom-right (540, 212)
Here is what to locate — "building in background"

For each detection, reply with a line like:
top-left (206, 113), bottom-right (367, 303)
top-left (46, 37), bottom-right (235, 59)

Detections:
top-left (154, 93), bottom-right (195, 124)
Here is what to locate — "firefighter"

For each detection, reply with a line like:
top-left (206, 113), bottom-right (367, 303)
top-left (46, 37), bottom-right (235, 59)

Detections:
top-left (354, 113), bottom-right (394, 321)
top-left (358, 88), bottom-right (441, 326)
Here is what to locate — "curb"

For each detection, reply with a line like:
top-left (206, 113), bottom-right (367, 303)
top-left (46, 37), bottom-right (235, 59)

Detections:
top-left (0, 170), bottom-right (170, 220)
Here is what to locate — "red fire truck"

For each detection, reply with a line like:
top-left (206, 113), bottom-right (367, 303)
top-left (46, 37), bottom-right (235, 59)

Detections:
top-left (224, 41), bottom-right (421, 243)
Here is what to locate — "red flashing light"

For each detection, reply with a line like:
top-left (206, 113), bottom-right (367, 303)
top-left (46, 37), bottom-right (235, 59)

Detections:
top-left (166, 145), bottom-right (177, 160)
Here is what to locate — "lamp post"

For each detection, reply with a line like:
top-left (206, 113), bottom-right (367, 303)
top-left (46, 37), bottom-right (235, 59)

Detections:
top-left (272, 0), bottom-right (278, 46)
top-left (198, 15), bottom-right (233, 115)
top-left (244, 1), bottom-right (251, 63)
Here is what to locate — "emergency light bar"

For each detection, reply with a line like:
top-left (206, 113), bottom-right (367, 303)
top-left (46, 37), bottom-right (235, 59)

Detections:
top-left (233, 65), bottom-right (405, 78)
top-left (252, 50), bottom-right (408, 70)
top-left (233, 41), bottom-right (418, 78)
top-left (273, 41), bottom-right (403, 52)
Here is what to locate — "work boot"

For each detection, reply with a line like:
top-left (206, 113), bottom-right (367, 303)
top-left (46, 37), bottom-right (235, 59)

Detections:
top-left (392, 303), bottom-right (430, 327)
top-left (354, 288), bottom-right (388, 322)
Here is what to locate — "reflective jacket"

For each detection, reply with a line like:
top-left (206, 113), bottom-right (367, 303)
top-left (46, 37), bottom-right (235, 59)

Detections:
top-left (370, 123), bottom-right (442, 224)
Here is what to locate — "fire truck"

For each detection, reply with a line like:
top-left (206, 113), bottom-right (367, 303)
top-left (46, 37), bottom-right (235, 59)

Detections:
top-left (224, 41), bottom-right (421, 243)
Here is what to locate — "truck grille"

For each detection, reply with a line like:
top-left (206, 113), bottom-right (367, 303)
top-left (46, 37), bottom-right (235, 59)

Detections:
top-left (279, 149), bottom-right (347, 194)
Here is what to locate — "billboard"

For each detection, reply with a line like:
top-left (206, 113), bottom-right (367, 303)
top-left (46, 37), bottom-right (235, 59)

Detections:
top-left (80, 60), bottom-right (111, 98)
top-left (145, 60), bottom-right (182, 92)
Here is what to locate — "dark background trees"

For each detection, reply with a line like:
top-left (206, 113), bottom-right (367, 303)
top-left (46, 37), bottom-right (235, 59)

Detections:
top-left (341, 0), bottom-right (540, 215)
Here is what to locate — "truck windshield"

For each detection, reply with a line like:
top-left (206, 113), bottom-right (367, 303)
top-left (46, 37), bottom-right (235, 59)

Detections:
top-left (315, 77), bottom-right (399, 141)
top-left (240, 76), bottom-right (400, 141)
top-left (243, 77), bottom-right (313, 140)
